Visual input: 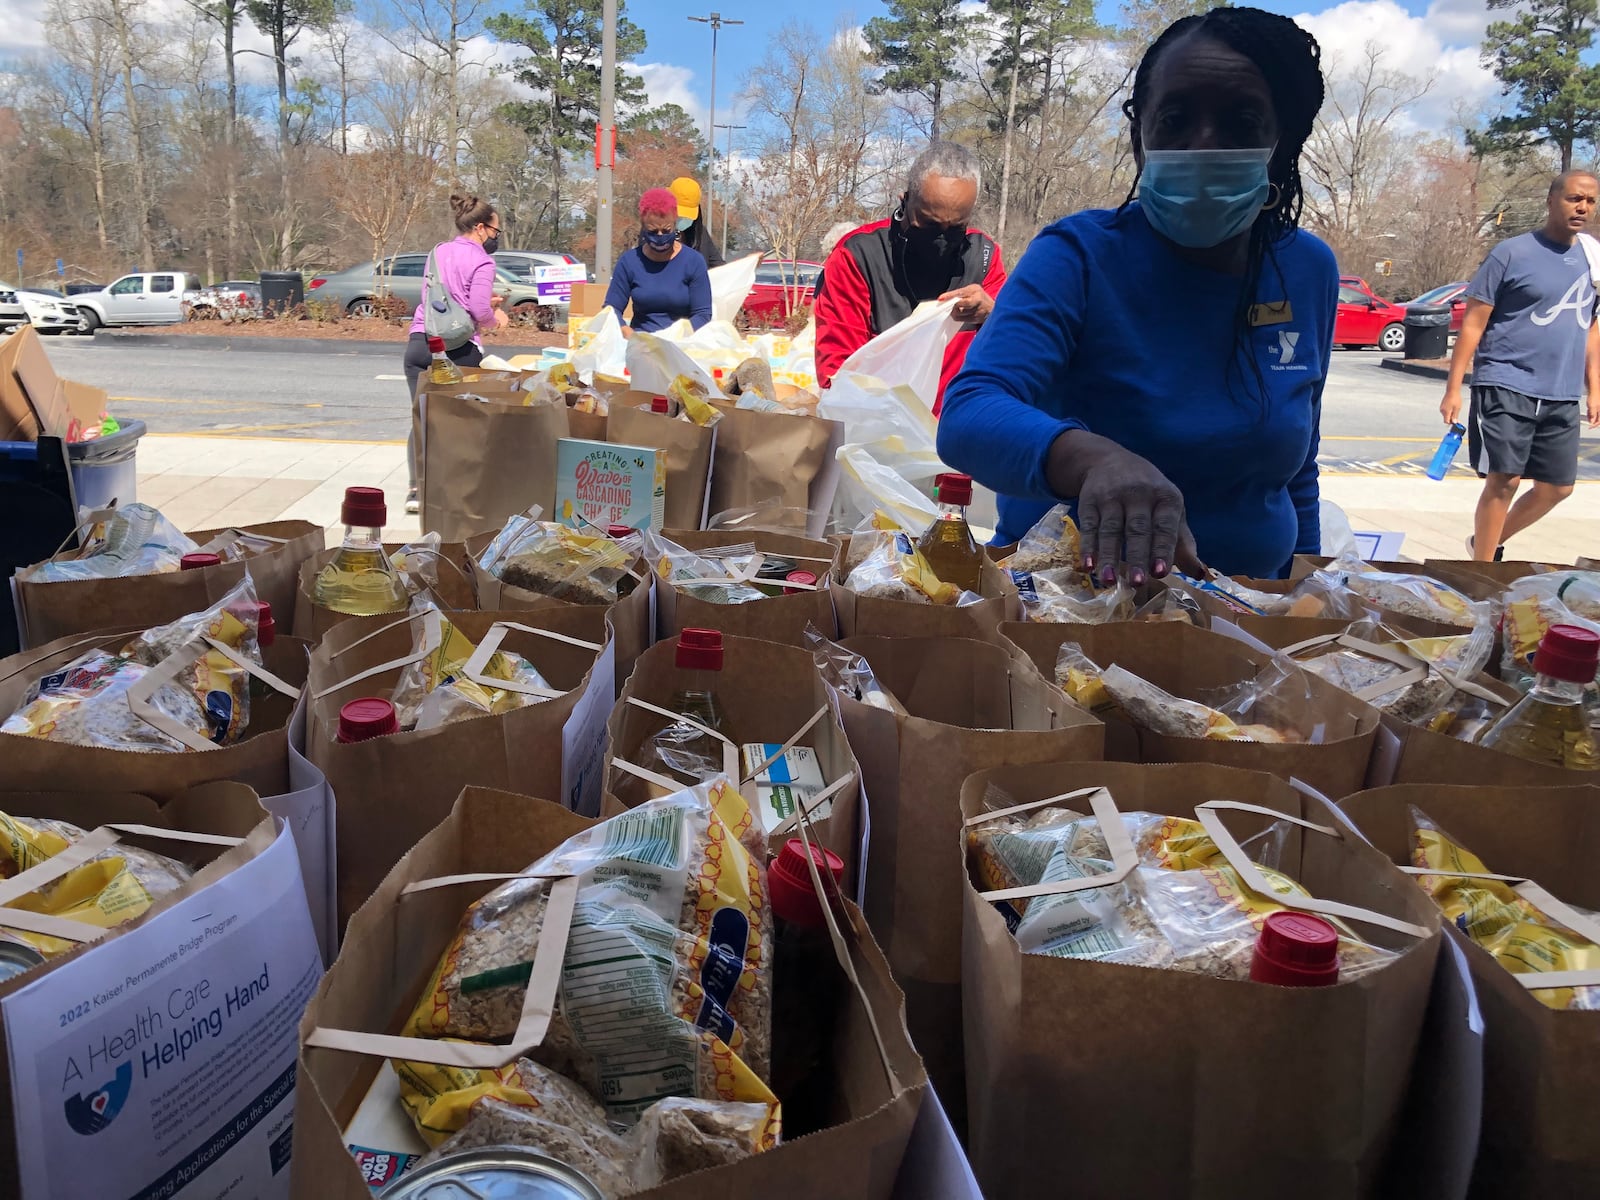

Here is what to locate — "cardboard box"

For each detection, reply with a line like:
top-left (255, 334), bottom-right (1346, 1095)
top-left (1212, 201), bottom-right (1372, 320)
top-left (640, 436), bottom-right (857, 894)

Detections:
top-left (0, 325), bottom-right (108, 441)
top-left (554, 436), bottom-right (666, 531)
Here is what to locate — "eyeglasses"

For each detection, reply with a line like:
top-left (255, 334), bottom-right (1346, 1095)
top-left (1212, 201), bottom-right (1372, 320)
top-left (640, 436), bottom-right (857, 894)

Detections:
top-left (483, 224), bottom-right (502, 236)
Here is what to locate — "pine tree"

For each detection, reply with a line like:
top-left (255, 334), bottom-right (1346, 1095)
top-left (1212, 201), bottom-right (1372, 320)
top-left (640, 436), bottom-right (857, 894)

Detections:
top-left (487, 0), bottom-right (646, 249)
top-left (1476, 0), bottom-right (1600, 171)
top-left (864, 0), bottom-right (971, 140)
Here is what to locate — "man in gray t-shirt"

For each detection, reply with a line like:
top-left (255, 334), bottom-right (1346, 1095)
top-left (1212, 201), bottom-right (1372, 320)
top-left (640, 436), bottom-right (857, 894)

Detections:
top-left (1442, 170), bottom-right (1600, 561)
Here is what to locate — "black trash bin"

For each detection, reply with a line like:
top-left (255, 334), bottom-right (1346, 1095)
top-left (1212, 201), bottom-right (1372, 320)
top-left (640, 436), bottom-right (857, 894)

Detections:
top-left (259, 270), bottom-right (305, 314)
top-left (0, 435), bottom-right (78, 656)
top-left (1403, 304), bottom-right (1451, 360)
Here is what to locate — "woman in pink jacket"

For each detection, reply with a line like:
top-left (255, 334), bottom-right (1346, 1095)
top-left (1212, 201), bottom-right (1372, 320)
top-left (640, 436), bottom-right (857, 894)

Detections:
top-left (402, 192), bottom-right (509, 513)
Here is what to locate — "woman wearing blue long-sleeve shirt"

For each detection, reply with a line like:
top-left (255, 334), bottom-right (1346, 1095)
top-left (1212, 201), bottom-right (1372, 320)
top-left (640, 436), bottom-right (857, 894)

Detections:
top-left (605, 188), bottom-right (713, 334)
top-left (939, 6), bottom-right (1336, 582)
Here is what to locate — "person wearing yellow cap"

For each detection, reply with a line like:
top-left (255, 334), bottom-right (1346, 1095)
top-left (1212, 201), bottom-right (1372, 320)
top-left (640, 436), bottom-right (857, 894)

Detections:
top-left (669, 176), bottom-right (725, 268)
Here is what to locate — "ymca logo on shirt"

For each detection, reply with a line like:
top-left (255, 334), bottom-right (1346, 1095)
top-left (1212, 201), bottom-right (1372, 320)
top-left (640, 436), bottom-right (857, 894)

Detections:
top-left (1530, 275), bottom-right (1596, 328)
top-left (1263, 329), bottom-right (1308, 372)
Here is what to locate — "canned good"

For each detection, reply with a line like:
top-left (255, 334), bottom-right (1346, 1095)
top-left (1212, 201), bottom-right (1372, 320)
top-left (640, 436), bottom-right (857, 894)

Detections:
top-left (0, 936), bottom-right (46, 982)
top-left (783, 569), bottom-right (819, 595)
top-left (381, 1147), bottom-right (605, 1199)
top-left (753, 556), bottom-right (799, 597)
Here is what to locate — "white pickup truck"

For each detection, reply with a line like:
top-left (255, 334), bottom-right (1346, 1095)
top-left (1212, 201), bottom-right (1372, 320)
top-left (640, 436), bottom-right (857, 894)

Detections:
top-left (73, 271), bottom-right (201, 331)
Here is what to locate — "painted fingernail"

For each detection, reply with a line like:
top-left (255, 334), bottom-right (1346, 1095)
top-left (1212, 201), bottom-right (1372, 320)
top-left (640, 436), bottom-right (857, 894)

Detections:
top-left (1153, 559), bottom-right (1169, 578)
top-left (1100, 566), bottom-right (1117, 586)
top-left (1132, 570), bottom-right (1146, 587)
top-left (1083, 554), bottom-right (1095, 572)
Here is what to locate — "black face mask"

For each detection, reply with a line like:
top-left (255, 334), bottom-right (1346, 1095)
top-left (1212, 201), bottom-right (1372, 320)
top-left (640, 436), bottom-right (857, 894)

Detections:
top-left (482, 234), bottom-right (500, 254)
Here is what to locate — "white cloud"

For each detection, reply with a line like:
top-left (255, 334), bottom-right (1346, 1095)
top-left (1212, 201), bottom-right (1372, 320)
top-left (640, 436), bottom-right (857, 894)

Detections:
top-left (626, 60), bottom-right (709, 127)
top-left (1294, 0), bottom-right (1498, 130)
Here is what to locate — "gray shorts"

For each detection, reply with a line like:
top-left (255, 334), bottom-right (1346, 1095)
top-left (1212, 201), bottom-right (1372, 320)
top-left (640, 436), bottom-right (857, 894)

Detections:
top-left (1468, 385), bottom-right (1581, 486)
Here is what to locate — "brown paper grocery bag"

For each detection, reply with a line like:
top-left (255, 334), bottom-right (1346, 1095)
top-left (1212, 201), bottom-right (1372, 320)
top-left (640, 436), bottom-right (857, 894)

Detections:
top-left (963, 761), bottom-right (1441, 1198)
top-left (15, 519), bottom-right (322, 649)
top-left (833, 538), bottom-right (1021, 641)
top-left (0, 629), bottom-right (310, 800)
top-left (608, 394), bottom-right (715, 529)
top-left (291, 540), bottom-right (474, 644)
top-left (0, 780), bottom-right (280, 1194)
top-left (463, 528), bottom-right (653, 690)
top-left (654, 528), bottom-right (839, 644)
top-left (835, 634), bottom-right (1103, 1135)
top-left (1383, 710), bottom-right (1594, 787)
top-left (604, 633), bottom-right (863, 889)
top-left (292, 785), bottom-right (927, 1200)
top-left (305, 607), bottom-right (615, 928)
top-left (1340, 783), bottom-right (1600, 1197)
top-left (1003, 619), bottom-right (1381, 799)
top-left (421, 391), bottom-right (570, 541)
top-left (705, 401), bottom-right (842, 538)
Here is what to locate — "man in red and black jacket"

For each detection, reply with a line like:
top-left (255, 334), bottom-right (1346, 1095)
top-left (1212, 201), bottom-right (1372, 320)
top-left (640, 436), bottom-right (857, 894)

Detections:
top-left (815, 142), bottom-right (1006, 415)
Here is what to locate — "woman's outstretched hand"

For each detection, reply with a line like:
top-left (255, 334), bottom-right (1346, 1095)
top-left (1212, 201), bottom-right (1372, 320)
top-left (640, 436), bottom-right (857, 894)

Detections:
top-left (1046, 429), bottom-right (1202, 585)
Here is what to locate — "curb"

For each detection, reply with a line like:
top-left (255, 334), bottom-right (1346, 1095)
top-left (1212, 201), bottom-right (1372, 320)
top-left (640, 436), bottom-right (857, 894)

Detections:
top-left (1380, 357), bottom-right (1460, 382)
top-left (89, 330), bottom-right (557, 358)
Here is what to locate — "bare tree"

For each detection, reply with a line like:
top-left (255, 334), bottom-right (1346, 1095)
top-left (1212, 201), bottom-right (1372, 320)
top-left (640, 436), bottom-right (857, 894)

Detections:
top-left (320, 145), bottom-right (442, 269)
top-left (1302, 43), bottom-right (1435, 269)
top-left (44, 0), bottom-right (121, 256)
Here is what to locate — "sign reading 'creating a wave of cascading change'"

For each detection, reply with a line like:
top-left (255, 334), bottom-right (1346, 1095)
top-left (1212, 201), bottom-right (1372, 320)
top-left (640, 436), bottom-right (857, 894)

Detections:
top-left (3, 826), bottom-right (323, 1200)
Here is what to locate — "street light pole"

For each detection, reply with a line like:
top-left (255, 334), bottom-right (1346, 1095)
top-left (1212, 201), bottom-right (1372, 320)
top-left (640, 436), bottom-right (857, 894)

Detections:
top-left (713, 122), bottom-right (746, 250)
top-left (688, 11), bottom-right (741, 241)
top-left (596, 0), bottom-right (617, 286)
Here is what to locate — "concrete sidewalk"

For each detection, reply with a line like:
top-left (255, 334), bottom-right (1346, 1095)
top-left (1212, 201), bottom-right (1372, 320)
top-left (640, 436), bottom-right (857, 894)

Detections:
top-left (134, 432), bottom-right (1597, 564)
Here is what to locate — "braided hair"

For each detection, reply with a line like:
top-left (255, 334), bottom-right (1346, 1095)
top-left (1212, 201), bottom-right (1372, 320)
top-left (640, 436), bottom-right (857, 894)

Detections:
top-left (1121, 6), bottom-right (1325, 407)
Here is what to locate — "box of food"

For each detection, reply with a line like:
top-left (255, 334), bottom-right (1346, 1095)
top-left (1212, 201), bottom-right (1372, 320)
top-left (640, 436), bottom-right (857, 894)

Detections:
top-left (554, 437), bottom-right (665, 532)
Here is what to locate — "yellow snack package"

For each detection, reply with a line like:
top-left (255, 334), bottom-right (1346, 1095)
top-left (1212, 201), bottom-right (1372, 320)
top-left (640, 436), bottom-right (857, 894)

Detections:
top-left (844, 531), bottom-right (962, 605)
top-left (391, 604), bottom-right (553, 731)
top-left (1054, 643), bottom-right (1115, 714)
top-left (0, 812), bottom-right (192, 957)
top-left (395, 779), bottom-right (778, 1142)
top-left (670, 374), bottom-right (722, 427)
top-left (1410, 806), bottom-right (1600, 1010)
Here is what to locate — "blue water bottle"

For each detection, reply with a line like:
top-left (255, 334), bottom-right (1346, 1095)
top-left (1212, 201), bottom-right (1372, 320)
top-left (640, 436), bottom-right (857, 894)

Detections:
top-left (1427, 422), bottom-right (1466, 480)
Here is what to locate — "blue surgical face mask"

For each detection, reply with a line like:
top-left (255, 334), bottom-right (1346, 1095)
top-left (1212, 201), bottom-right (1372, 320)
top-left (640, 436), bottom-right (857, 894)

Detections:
top-left (1138, 147), bottom-right (1275, 249)
top-left (641, 228), bottom-right (677, 251)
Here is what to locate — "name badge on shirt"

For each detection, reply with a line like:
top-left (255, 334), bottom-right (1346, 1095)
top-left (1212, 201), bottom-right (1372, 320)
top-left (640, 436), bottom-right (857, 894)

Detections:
top-left (1249, 301), bottom-right (1294, 326)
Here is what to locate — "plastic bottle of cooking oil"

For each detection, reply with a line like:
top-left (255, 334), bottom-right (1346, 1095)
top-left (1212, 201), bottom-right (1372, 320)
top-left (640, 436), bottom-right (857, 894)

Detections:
top-left (916, 471), bottom-right (983, 593)
top-left (640, 628), bottom-right (728, 781)
top-left (313, 487), bottom-right (410, 616)
top-left (1479, 624), bottom-right (1600, 770)
top-left (427, 335), bottom-right (464, 384)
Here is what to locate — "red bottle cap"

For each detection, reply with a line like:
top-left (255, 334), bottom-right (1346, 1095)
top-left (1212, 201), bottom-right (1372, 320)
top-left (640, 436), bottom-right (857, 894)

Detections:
top-left (427, 336), bottom-right (446, 354)
top-left (341, 486), bottom-right (387, 528)
top-left (1250, 911), bottom-right (1340, 988)
top-left (337, 697), bottom-right (398, 743)
top-left (256, 601), bottom-right (276, 648)
top-left (607, 524), bottom-right (635, 539)
top-left (676, 627), bottom-right (723, 671)
top-left (180, 552), bottom-right (221, 571)
top-left (783, 569), bottom-right (818, 594)
top-left (936, 472), bottom-right (973, 506)
top-left (768, 838), bottom-right (846, 928)
top-left (1534, 624), bottom-right (1600, 684)
top-left (650, 395), bottom-right (671, 414)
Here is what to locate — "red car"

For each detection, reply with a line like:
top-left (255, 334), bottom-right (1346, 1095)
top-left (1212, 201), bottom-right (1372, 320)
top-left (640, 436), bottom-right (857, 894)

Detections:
top-left (742, 258), bottom-right (820, 327)
top-left (1407, 281), bottom-right (1469, 333)
top-left (1334, 281), bottom-right (1408, 352)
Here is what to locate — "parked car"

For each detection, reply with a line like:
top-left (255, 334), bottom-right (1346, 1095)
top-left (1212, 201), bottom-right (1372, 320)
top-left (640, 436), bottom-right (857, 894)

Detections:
top-left (184, 280), bottom-right (263, 321)
top-left (1339, 274), bottom-right (1370, 291)
top-left (743, 258), bottom-right (821, 327)
top-left (0, 282), bottom-right (87, 334)
top-left (307, 254), bottom-right (556, 328)
top-left (1407, 280), bottom-right (1469, 333)
top-left (72, 272), bottom-right (200, 331)
top-left (1334, 281), bottom-right (1408, 352)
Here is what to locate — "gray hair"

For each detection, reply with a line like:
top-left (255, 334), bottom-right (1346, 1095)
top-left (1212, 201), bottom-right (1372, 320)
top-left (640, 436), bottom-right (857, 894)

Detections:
top-left (907, 141), bottom-right (980, 202)
top-left (821, 221), bottom-right (857, 257)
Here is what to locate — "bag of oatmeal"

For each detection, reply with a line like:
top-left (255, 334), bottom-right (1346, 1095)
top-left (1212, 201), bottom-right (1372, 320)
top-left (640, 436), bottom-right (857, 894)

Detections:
top-left (477, 514), bottom-right (640, 606)
top-left (1, 577), bottom-right (262, 751)
top-left (22, 503), bottom-right (197, 582)
top-left (644, 530), bottom-right (766, 605)
top-left (1313, 554), bottom-right (1492, 629)
top-left (397, 778), bottom-right (776, 1135)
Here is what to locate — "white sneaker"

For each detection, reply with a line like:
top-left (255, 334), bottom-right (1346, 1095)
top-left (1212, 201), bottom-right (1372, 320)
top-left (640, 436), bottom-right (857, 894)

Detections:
top-left (405, 492), bottom-right (420, 515)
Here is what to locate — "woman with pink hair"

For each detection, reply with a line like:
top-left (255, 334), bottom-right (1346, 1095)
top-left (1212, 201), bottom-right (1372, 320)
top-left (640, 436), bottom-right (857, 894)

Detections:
top-left (602, 187), bottom-right (713, 333)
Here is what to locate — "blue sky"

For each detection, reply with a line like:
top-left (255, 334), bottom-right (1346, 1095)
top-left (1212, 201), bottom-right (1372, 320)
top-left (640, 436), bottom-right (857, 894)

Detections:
top-left (1, 0), bottom-right (1501, 137)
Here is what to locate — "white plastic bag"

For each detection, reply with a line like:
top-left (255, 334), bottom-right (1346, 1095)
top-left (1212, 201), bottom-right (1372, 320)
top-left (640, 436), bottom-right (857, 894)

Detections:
top-left (708, 252), bottom-right (763, 324)
top-left (836, 297), bottom-right (957, 413)
top-left (819, 356), bottom-right (945, 532)
top-left (626, 330), bottom-right (722, 397)
top-left (572, 307), bottom-right (627, 381)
